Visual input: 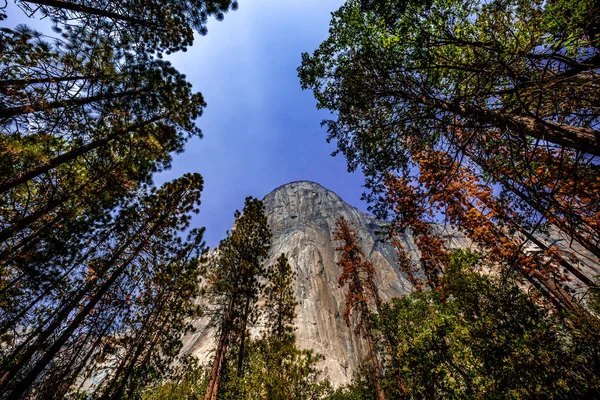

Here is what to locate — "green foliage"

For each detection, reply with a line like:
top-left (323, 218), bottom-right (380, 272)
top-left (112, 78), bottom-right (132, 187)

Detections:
top-left (0, 174), bottom-right (207, 399)
top-left (146, 251), bottom-right (330, 400)
top-left (12, 0), bottom-right (239, 55)
top-left (335, 250), bottom-right (600, 399)
top-left (326, 363), bottom-right (379, 400)
top-left (1, 0), bottom-right (230, 398)
top-left (142, 357), bottom-right (209, 400)
top-left (203, 197), bottom-right (271, 399)
top-left (263, 253), bottom-right (297, 342)
top-left (205, 338), bottom-right (331, 400)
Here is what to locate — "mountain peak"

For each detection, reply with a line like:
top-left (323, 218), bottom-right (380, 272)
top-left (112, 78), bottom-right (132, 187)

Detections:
top-left (183, 181), bottom-right (414, 386)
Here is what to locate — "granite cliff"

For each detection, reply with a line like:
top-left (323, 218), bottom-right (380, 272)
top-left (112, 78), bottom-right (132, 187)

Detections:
top-left (180, 181), bottom-right (472, 385)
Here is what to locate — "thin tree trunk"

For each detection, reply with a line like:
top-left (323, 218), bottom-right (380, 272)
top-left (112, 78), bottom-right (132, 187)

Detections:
top-left (51, 306), bottom-right (123, 400)
top-left (4, 229), bottom-right (157, 400)
top-left (22, 0), bottom-right (155, 27)
top-left (0, 115), bottom-right (165, 194)
top-left (204, 294), bottom-right (236, 400)
top-left (0, 213), bottom-right (64, 265)
top-left (236, 295), bottom-right (252, 378)
top-left (448, 130), bottom-right (600, 264)
top-left (119, 313), bottom-right (170, 399)
top-left (0, 216), bottom-right (156, 394)
top-left (366, 330), bottom-right (385, 400)
top-left (104, 288), bottom-right (170, 400)
top-left (0, 75), bottom-right (94, 88)
top-left (0, 89), bottom-right (142, 119)
top-left (0, 195), bottom-right (65, 243)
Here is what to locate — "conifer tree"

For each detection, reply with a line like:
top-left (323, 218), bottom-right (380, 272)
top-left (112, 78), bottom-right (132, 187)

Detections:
top-left (262, 253), bottom-right (299, 399)
top-left (11, 0), bottom-right (238, 54)
top-left (299, 0), bottom-right (600, 309)
top-left (333, 216), bottom-right (385, 400)
top-left (0, 25), bottom-right (205, 302)
top-left (204, 197), bottom-right (271, 400)
top-left (0, 173), bottom-right (205, 399)
top-left (264, 253), bottom-right (297, 343)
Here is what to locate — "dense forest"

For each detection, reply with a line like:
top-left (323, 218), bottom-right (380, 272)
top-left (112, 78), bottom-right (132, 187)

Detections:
top-left (1, 0), bottom-right (599, 399)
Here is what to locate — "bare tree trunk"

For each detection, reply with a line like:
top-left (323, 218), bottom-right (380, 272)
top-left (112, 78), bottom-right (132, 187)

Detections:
top-left (236, 295), bottom-right (251, 377)
top-left (0, 89), bottom-right (142, 119)
top-left (366, 331), bottom-right (385, 400)
top-left (0, 115), bottom-right (165, 194)
top-left (204, 294), bottom-right (236, 400)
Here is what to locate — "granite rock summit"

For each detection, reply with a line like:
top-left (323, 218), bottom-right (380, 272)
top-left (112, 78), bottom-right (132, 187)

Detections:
top-left (181, 181), bottom-right (468, 385)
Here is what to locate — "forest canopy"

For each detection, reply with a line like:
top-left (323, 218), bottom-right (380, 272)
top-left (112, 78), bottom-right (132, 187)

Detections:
top-left (1, 0), bottom-right (600, 398)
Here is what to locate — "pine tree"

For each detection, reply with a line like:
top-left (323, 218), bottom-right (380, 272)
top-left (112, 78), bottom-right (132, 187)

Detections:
top-left (0, 173), bottom-right (205, 399)
top-left (0, 25), bottom-right (205, 308)
top-left (299, 0), bottom-right (600, 309)
top-left (333, 216), bottom-right (386, 400)
top-left (204, 197), bottom-right (271, 400)
top-left (262, 253), bottom-right (298, 399)
top-left (11, 0), bottom-right (239, 54)
top-left (264, 253), bottom-right (297, 343)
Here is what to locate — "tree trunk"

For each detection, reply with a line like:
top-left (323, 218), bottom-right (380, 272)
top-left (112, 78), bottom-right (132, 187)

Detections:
top-left (22, 0), bottom-right (154, 27)
top-left (0, 217), bottom-right (158, 396)
top-left (236, 295), bottom-right (252, 378)
top-left (0, 115), bottom-right (165, 194)
top-left (52, 307), bottom-right (123, 400)
top-left (366, 330), bottom-right (385, 400)
top-left (204, 294), bottom-right (236, 400)
top-left (0, 89), bottom-right (142, 119)
top-left (416, 94), bottom-right (600, 156)
top-left (4, 231), bottom-right (155, 400)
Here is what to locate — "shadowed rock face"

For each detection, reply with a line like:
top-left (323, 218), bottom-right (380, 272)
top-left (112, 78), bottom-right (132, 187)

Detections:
top-left (180, 181), bottom-right (468, 386)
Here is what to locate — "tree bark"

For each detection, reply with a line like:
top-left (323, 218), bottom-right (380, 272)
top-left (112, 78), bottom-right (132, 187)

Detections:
top-left (414, 94), bottom-right (600, 156)
top-left (366, 330), bottom-right (385, 400)
top-left (0, 215), bottom-right (157, 396)
top-left (4, 228), bottom-right (157, 400)
top-left (236, 295), bottom-right (252, 378)
top-left (204, 294), bottom-right (236, 400)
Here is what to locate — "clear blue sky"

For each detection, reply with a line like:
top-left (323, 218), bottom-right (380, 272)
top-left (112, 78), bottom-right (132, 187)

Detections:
top-left (3, 0), bottom-right (368, 248)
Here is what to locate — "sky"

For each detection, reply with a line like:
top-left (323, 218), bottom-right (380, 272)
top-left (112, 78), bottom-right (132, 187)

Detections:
top-left (2, 0), bottom-right (369, 248)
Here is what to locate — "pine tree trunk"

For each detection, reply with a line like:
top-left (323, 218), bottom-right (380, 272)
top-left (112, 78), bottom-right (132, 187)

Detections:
top-left (22, 0), bottom-right (153, 27)
top-left (366, 331), bottom-right (385, 400)
top-left (204, 294), bottom-right (236, 400)
top-left (0, 89), bottom-right (142, 119)
top-left (0, 218), bottom-right (159, 397)
top-left (52, 307), bottom-right (123, 400)
top-left (416, 94), bottom-right (600, 156)
top-left (236, 295), bottom-right (252, 378)
top-left (0, 115), bottom-right (165, 194)
top-left (4, 234), bottom-right (153, 400)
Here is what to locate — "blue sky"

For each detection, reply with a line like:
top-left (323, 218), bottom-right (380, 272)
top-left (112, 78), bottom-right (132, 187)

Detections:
top-left (3, 0), bottom-right (368, 247)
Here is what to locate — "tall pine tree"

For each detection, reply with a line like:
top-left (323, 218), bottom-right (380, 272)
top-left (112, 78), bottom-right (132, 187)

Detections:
top-left (334, 216), bottom-right (386, 400)
top-left (204, 197), bottom-right (271, 400)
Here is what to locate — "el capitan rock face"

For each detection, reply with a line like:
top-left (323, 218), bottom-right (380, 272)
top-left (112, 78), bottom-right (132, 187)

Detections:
top-left (262, 181), bottom-right (413, 384)
top-left (180, 181), bottom-right (469, 385)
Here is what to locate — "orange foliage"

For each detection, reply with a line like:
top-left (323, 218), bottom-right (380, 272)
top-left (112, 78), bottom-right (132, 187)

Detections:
top-left (384, 145), bottom-right (583, 310)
